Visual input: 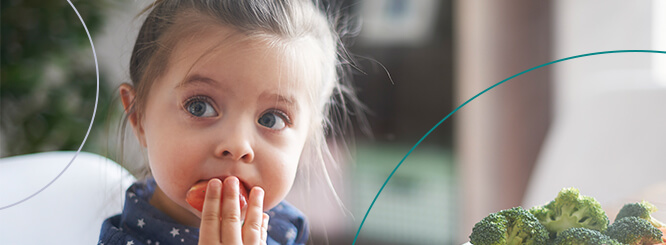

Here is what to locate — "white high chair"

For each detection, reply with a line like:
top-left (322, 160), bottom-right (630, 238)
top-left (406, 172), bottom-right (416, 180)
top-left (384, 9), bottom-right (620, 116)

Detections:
top-left (0, 151), bottom-right (135, 245)
top-left (522, 76), bottom-right (666, 220)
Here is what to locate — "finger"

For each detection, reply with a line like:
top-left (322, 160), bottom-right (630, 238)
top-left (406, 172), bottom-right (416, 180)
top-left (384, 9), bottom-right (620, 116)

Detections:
top-left (220, 176), bottom-right (242, 244)
top-left (198, 178), bottom-right (222, 244)
top-left (242, 187), bottom-right (265, 244)
top-left (261, 213), bottom-right (269, 245)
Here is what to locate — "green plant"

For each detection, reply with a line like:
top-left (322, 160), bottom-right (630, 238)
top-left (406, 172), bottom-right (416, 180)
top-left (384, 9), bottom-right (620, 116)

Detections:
top-left (1, 0), bottom-right (115, 156)
top-left (529, 187), bottom-right (610, 238)
top-left (469, 207), bottom-right (549, 245)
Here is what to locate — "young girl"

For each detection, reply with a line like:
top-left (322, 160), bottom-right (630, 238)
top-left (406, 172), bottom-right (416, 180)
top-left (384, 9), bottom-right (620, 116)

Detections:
top-left (100, 0), bottom-right (359, 244)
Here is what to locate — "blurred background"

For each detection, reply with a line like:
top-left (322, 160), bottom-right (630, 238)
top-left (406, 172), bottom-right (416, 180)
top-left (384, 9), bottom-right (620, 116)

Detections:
top-left (2, 0), bottom-right (666, 244)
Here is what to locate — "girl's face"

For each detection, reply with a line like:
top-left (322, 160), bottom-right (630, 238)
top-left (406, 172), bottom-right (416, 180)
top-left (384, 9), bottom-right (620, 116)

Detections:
top-left (127, 26), bottom-right (312, 226)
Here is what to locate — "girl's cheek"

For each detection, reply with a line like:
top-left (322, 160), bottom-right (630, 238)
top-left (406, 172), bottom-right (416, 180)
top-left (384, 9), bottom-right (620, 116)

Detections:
top-left (262, 160), bottom-right (298, 209)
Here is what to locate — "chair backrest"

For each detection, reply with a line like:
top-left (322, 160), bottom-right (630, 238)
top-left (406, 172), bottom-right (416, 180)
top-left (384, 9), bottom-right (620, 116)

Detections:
top-left (0, 151), bottom-right (136, 245)
top-left (522, 79), bottom-right (666, 214)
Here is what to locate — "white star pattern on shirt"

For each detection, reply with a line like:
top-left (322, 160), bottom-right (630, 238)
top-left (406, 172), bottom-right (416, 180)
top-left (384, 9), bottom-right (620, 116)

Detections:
top-left (126, 241), bottom-right (134, 245)
top-left (170, 227), bottom-right (180, 237)
top-left (181, 238), bottom-right (185, 242)
top-left (146, 240), bottom-right (151, 244)
top-left (137, 218), bottom-right (145, 228)
top-left (185, 228), bottom-right (190, 233)
top-left (285, 229), bottom-right (296, 240)
top-left (128, 192), bottom-right (136, 198)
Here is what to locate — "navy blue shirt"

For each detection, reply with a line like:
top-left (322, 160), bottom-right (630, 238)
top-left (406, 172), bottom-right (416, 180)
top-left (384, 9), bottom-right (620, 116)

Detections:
top-left (99, 179), bottom-right (308, 245)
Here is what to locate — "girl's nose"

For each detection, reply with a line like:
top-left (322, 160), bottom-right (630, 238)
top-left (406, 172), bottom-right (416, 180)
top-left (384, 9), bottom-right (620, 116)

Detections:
top-left (213, 125), bottom-right (255, 163)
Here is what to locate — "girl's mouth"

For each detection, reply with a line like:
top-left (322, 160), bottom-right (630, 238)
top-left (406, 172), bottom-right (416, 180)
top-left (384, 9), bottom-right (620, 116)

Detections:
top-left (185, 177), bottom-right (249, 215)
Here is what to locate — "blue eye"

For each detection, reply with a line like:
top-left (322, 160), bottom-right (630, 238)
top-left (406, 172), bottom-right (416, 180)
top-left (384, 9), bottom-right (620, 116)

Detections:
top-left (185, 97), bottom-right (217, 117)
top-left (258, 111), bottom-right (288, 130)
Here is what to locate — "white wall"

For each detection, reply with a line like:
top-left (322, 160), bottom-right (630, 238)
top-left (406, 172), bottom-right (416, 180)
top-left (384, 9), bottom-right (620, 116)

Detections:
top-left (523, 0), bottom-right (666, 220)
top-left (95, 1), bottom-right (150, 174)
top-left (97, 1), bottom-right (146, 89)
top-left (553, 0), bottom-right (660, 119)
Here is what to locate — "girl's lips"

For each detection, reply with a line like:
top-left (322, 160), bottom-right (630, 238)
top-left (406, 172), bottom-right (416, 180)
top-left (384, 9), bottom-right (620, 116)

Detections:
top-left (185, 177), bottom-right (249, 214)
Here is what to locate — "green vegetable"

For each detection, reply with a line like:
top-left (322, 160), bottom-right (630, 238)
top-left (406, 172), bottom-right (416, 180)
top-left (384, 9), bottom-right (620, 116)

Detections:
top-left (606, 216), bottom-right (663, 245)
top-left (552, 227), bottom-right (621, 245)
top-left (529, 187), bottom-right (610, 238)
top-left (616, 201), bottom-right (665, 229)
top-left (469, 207), bottom-right (549, 245)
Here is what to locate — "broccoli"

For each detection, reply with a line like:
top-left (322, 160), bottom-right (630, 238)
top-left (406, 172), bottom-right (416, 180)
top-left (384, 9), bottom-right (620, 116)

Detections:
top-left (469, 207), bottom-right (549, 245)
top-left (552, 227), bottom-right (622, 245)
top-left (606, 216), bottom-right (663, 245)
top-left (529, 187), bottom-right (610, 238)
top-left (616, 201), bottom-right (665, 229)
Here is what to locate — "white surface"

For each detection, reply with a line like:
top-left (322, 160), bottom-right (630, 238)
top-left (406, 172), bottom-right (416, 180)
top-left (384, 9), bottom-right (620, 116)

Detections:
top-left (523, 80), bottom-right (666, 209)
top-left (553, 0), bottom-right (654, 119)
top-left (0, 151), bottom-right (135, 245)
top-left (653, 0), bottom-right (666, 85)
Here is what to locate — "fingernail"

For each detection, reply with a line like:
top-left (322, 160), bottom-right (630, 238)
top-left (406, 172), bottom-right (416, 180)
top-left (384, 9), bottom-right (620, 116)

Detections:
top-left (209, 178), bottom-right (221, 190)
top-left (253, 187), bottom-right (264, 199)
top-left (228, 176), bottom-right (239, 186)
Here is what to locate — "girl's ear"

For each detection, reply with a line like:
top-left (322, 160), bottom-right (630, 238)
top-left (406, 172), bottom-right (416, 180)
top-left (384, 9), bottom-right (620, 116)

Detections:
top-left (119, 83), bottom-right (147, 147)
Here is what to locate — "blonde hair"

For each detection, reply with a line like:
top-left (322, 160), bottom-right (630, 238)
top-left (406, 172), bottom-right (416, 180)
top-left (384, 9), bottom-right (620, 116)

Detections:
top-left (120, 0), bottom-right (364, 209)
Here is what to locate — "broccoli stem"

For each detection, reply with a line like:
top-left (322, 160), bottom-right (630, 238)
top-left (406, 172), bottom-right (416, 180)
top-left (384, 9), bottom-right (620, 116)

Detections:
top-left (546, 205), bottom-right (591, 234)
top-left (506, 228), bottom-right (523, 245)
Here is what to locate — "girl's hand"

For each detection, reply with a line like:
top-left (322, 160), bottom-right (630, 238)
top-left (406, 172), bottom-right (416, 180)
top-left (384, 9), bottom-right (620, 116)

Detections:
top-left (198, 177), bottom-right (269, 245)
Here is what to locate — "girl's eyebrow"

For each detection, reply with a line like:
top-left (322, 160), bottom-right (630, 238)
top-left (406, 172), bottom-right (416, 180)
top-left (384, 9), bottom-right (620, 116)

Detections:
top-left (260, 92), bottom-right (298, 109)
top-left (178, 73), bottom-right (297, 109)
top-left (176, 74), bottom-right (223, 89)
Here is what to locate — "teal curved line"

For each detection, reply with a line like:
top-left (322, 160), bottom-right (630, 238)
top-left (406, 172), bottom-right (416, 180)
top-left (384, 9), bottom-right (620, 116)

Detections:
top-left (352, 49), bottom-right (666, 244)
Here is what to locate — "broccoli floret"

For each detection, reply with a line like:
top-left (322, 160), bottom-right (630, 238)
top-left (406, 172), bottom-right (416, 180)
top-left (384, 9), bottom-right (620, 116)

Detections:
top-left (529, 187), bottom-right (610, 238)
top-left (606, 216), bottom-right (663, 245)
top-left (552, 227), bottom-right (621, 245)
top-left (469, 207), bottom-right (549, 245)
top-left (616, 201), bottom-right (665, 228)
top-left (469, 213), bottom-right (508, 245)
